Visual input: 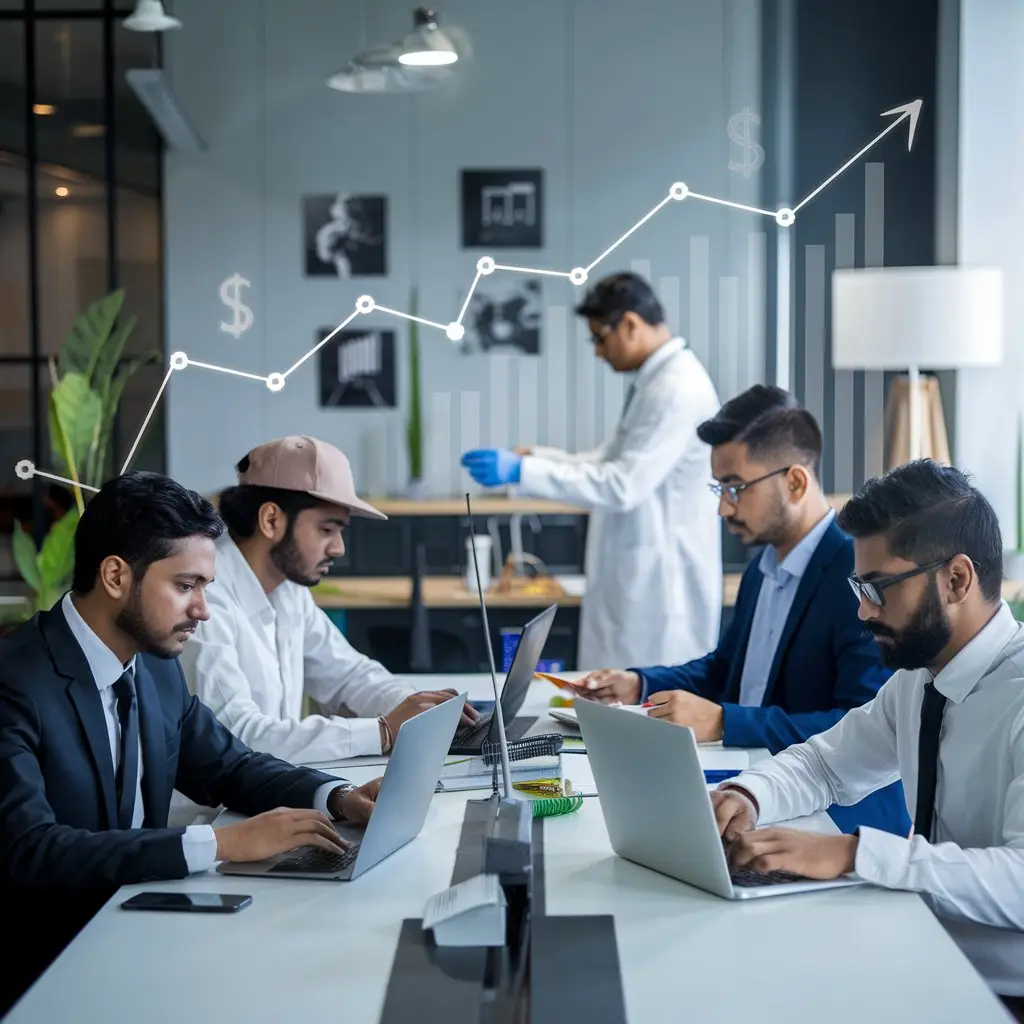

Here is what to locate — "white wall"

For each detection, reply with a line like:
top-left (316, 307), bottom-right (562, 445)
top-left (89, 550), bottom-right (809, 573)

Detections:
top-left (953, 0), bottom-right (1024, 548)
top-left (163, 0), bottom-right (765, 499)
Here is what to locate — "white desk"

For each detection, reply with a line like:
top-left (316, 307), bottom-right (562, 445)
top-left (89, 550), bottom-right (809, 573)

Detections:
top-left (5, 674), bottom-right (1011, 1023)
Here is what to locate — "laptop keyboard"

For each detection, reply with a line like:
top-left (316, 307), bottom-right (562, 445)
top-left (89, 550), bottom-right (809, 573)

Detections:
top-left (270, 843), bottom-right (360, 874)
top-left (722, 840), bottom-right (804, 887)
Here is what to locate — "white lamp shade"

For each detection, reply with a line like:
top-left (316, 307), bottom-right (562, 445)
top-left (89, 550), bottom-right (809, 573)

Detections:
top-left (831, 266), bottom-right (1004, 370)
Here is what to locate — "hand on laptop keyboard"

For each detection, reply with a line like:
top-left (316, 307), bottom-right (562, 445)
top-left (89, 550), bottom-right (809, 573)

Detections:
top-left (722, 826), bottom-right (859, 882)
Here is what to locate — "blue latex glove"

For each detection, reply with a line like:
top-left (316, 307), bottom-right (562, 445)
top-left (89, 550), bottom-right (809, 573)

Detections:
top-left (460, 448), bottom-right (522, 487)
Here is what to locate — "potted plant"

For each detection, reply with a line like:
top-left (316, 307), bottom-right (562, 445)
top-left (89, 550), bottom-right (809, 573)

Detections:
top-left (1004, 413), bottom-right (1024, 583)
top-left (7, 290), bottom-right (157, 623)
top-left (405, 284), bottom-right (426, 499)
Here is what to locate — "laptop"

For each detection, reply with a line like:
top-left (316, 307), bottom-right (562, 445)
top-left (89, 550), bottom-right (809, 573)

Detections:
top-left (574, 697), bottom-right (866, 900)
top-left (218, 692), bottom-right (465, 881)
top-left (449, 604), bottom-right (557, 755)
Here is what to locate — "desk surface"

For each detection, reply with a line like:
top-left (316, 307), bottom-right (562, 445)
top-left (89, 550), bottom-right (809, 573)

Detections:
top-left (7, 674), bottom-right (1010, 1024)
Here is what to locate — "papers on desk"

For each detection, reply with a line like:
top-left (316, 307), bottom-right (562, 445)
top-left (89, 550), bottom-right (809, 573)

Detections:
top-left (423, 874), bottom-right (507, 947)
top-left (436, 753), bottom-right (563, 792)
top-left (548, 706), bottom-right (749, 771)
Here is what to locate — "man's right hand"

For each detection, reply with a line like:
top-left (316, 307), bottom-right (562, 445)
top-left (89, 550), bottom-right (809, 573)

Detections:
top-left (709, 788), bottom-right (758, 840)
top-left (575, 669), bottom-right (642, 705)
top-left (215, 808), bottom-right (346, 863)
top-left (384, 690), bottom-right (477, 744)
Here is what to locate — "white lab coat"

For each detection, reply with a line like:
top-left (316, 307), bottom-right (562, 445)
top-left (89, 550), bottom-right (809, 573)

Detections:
top-left (179, 533), bottom-right (417, 764)
top-left (519, 337), bottom-right (722, 670)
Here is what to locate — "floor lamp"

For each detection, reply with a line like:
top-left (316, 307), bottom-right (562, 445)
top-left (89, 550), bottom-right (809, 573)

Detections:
top-left (831, 266), bottom-right (1004, 463)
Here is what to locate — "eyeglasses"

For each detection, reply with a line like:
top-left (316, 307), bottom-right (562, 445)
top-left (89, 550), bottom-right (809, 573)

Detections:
top-left (847, 558), bottom-right (951, 607)
top-left (588, 315), bottom-right (623, 345)
top-left (708, 466), bottom-right (791, 504)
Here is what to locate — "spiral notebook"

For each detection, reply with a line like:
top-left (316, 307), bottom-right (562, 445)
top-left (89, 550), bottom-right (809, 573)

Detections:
top-left (437, 750), bottom-right (563, 792)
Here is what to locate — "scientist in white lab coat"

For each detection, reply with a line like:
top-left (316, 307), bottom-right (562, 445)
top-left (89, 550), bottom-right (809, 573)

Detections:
top-left (460, 272), bottom-right (723, 669)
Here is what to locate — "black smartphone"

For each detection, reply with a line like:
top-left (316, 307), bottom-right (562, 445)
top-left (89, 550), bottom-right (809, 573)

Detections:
top-left (120, 892), bottom-right (251, 913)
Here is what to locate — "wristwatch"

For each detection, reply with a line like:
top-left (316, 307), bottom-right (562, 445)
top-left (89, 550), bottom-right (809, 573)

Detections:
top-left (329, 782), bottom-right (358, 822)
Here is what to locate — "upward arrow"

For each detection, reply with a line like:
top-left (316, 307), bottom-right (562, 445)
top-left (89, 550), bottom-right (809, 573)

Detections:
top-left (793, 98), bottom-right (925, 213)
top-left (881, 98), bottom-right (924, 151)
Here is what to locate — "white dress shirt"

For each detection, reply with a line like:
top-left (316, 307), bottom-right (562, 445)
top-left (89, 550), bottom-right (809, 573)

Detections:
top-left (62, 593), bottom-right (349, 875)
top-left (180, 534), bottom-right (417, 763)
top-left (737, 509), bottom-right (836, 706)
top-left (61, 593), bottom-right (216, 872)
top-left (729, 601), bottom-right (1024, 995)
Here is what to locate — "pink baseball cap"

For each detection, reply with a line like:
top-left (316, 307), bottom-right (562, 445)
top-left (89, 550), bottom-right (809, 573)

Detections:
top-left (237, 435), bottom-right (387, 521)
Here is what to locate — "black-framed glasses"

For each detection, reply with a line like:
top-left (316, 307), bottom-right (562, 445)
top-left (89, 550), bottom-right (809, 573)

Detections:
top-left (708, 466), bottom-right (791, 504)
top-left (847, 558), bottom-right (951, 607)
top-left (588, 314), bottom-right (623, 345)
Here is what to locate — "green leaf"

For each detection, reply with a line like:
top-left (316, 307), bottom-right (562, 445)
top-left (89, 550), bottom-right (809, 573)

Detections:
top-left (93, 351), bottom-right (158, 484)
top-left (37, 508), bottom-right (79, 592)
top-left (90, 312), bottom-right (137, 395)
top-left (58, 289), bottom-right (125, 379)
top-left (12, 523), bottom-right (41, 593)
top-left (50, 372), bottom-right (103, 481)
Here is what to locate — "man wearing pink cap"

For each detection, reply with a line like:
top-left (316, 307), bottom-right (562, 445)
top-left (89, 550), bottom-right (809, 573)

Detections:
top-left (180, 435), bottom-right (477, 763)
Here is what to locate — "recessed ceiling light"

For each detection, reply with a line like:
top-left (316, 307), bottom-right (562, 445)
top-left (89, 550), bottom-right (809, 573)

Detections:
top-left (55, 187), bottom-right (69, 197)
top-left (72, 123), bottom-right (106, 138)
top-left (33, 104), bottom-right (57, 116)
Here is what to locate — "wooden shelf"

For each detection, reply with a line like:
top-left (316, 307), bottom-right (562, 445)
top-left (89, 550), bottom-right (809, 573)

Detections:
top-left (314, 573), bottom-right (1024, 612)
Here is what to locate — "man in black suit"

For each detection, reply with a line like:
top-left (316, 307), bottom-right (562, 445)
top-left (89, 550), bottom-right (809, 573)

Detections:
top-left (0, 472), bottom-right (381, 1012)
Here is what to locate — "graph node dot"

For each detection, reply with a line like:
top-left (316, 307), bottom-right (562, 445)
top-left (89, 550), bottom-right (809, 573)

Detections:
top-left (169, 351), bottom-right (189, 371)
top-left (669, 182), bottom-right (689, 200)
top-left (569, 267), bottom-right (588, 286)
top-left (477, 257), bottom-right (496, 276)
top-left (446, 322), bottom-right (465, 342)
top-left (266, 373), bottom-right (285, 392)
top-left (14, 459), bottom-right (34, 481)
top-left (776, 207), bottom-right (796, 227)
top-left (355, 295), bottom-right (375, 314)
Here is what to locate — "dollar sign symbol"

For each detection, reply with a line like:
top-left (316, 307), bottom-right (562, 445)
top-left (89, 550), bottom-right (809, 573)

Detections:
top-left (727, 107), bottom-right (765, 179)
top-left (219, 273), bottom-right (254, 339)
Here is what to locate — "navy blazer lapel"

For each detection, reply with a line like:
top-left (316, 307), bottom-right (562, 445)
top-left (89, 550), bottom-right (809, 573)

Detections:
top-left (760, 522), bottom-right (845, 706)
top-left (133, 658), bottom-right (168, 828)
top-left (724, 563), bottom-right (765, 703)
top-left (40, 607), bottom-right (119, 829)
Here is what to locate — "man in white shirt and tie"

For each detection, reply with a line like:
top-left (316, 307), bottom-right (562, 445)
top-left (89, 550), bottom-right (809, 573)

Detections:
top-left (710, 460), bottom-right (1024, 1014)
top-left (181, 435), bottom-right (477, 765)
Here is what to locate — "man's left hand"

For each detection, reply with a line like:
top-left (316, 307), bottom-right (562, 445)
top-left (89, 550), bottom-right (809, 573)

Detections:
top-left (726, 827), bottom-right (858, 880)
top-left (328, 778), bottom-right (382, 826)
top-left (646, 690), bottom-right (725, 742)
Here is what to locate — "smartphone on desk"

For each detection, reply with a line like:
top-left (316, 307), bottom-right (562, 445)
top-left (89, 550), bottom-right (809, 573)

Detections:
top-left (121, 892), bottom-right (251, 914)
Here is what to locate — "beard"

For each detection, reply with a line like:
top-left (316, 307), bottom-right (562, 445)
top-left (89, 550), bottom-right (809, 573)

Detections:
top-left (116, 585), bottom-right (197, 660)
top-left (867, 581), bottom-right (952, 671)
top-left (728, 489), bottom-right (790, 549)
top-left (270, 532), bottom-right (332, 588)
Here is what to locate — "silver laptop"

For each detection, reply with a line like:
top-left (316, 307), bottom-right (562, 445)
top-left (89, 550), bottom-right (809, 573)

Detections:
top-left (574, 697), bottom-right (866, 900)
top-left (219, 693), bottom-right (465, 881)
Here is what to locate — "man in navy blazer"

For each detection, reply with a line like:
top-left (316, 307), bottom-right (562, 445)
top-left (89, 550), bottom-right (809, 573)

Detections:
top-left (0, 472), bottom-right (382, 1012)
top-left (581, 386), bottom-right (909, 837)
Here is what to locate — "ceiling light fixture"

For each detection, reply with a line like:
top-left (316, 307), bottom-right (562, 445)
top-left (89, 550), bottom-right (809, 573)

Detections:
top-left (55, 187), bottom-right (69, 197)
top-left (72, 123), bottom-right (106, 138)
top-left (33, 104), bottom-right (57, 116)
top-left (123, 0), bottom-right (181, 33)
top-left (397, 7), bottom-right (458, 66)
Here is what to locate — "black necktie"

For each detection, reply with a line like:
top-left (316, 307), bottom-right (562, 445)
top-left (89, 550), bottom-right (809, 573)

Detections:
top-left (113, 670), bottom-right (139, 830)
top-left (914, 680), bottom-right (947, 842)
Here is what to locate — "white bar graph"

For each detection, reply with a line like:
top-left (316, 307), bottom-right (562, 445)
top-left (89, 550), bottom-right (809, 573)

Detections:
top-left (460, 389), bottom-right (481, 496)
top-left (489, 352), bottom-right (512, 449)
top-left (864, 162), bottom-right (886, 480)
top-left (718, 276), bottom-right (740, 402)
top-left (427, 391), bottom-right (453, 497)
top-left (834, 213), bottom-right (856, 493)
top-left (745, 231), bottom-right (767, 390)
top-left (544, 304), bottom-right (569, 452)
top-left (689, 236), bottom-right (711, 369)
top-left (630, 258), bottom-right (652, 281)
top-left (517, 358), bottom-right (539, 449)
top-left (658, 274), bottom-right (681, 336)
top-left (574, 316), bottom-right (597, 453)
top-left (803, 245), bottom-right (826, 428)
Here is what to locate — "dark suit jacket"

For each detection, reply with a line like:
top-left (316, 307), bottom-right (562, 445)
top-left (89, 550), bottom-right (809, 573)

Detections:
top-left (634, 520), bottom-right (910, 837)
top-left (0, 604), bottom-right (339, 1009)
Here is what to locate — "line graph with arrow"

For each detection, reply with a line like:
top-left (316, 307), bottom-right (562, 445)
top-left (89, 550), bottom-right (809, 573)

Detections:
top-left (13, 99), bottom-right (923, 494)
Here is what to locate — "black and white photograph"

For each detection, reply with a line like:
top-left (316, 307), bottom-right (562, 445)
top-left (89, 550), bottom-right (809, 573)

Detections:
top-left (316, 327), bottom-right (396, 408)
top-left (461, 169), bottom-right (543, 248)
top-left (303, 193), bottom-right (387, 277)
top-left (458, 278), bottom-right (542, 355)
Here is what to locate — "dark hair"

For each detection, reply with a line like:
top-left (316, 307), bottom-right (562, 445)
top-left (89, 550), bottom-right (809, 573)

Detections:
top-left (697, 385), bottom-right (823, 473)
top-left (72, 471), bottom-right (223, 593)
top-left (216, 453), bottom-right (320, 540)
top-left (574, 272), bottom-right (665, 327)
top-left (838, 460), bottom-right (1003, 603)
